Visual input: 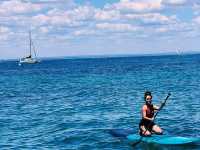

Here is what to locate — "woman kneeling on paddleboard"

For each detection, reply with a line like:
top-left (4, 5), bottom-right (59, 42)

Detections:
top-left (139, 91), bottom-right (163, 136)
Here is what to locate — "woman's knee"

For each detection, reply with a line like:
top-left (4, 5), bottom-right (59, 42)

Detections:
top-left (140, 126), bottom-right (151, 136)
top-left (144, 130), bottom-right (151, 136)
top-left (153, 125), bottom-right (163, 134)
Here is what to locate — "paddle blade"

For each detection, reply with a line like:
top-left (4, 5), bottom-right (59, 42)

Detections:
top-left (109, 129), bottom-right (134, 138)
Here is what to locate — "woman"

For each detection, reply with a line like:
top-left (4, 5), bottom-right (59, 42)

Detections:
top-left (139, 91), bottom-right (163, 136)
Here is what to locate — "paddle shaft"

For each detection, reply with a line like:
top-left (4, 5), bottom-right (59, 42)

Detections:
top-left (153, 93), bottom-right (171, 119)
top-left (131, 93), bottom-right (171, 146)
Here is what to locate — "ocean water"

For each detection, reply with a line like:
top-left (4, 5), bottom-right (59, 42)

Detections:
top-left (0, 54), bottom-right (200, 150)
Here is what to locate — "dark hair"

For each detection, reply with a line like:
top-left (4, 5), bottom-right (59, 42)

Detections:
top-left (144, 91), bottom-right (152, 101)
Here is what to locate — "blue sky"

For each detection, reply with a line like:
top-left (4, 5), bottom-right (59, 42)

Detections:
top-left (0, 0), bottom-right (200, 59)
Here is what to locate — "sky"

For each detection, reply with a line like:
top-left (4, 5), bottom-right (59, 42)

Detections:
top-left (0, 0), bottom-right (200, 59)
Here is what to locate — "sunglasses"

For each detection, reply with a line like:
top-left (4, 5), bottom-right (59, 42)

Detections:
top-left (146, 97), bottom-right (152, 100)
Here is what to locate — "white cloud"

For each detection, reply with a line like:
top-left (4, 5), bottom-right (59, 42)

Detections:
top-left (73, 29), bottom-right (96, 36)
top-left (193, 3), bottom-right (200, 15)
top-left (94, 9), bottom-right (120, 21)
top-left (96, 23), bottom-right (139, 32)
top-left (39, 26), bottom-right (51, 33)
top-left (0, 26), bottom-right (10, 33)
top-left (155, 21), bottom-right (194, 36)
top-left (0, 0), bottom-right (42, 15)
top-left (32, 14), bottom-right (49, 26)
top-left (106, 0), bottom-right (162, 12)
top-left (193, 16), bottom-right (200, 24)
top-left (32, 6), bottom-right (94, 27)
top-left (124, 13), bottom-right (176, 25)
top-left (0, 26), bottom-right (11, 41)
top-left (34, 0), bottom-right (73, 3)
top-left (156, 27), bottom-right (169, 33)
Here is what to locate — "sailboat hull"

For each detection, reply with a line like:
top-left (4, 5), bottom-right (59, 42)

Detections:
top-left (19, 58), bottom-right (39, 64)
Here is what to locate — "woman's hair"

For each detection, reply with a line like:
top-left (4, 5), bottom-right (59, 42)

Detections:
top-left (144, 91), bottom-right (152, 101)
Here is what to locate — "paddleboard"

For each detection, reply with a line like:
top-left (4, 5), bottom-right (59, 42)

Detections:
top-left (127, 134), bottom-right (200, 145)
top-left (110, 129), bottom-right (200, 145)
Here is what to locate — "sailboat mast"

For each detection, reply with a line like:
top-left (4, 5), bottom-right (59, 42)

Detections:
top-left (29, 31), bottom-right (32, 57)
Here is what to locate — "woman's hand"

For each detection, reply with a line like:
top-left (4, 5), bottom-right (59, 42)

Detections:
top-left (150, 117), bottom-right (155, 121)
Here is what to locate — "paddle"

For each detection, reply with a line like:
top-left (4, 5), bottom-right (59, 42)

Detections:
top-left (131, 93), bottom-right (171, 147)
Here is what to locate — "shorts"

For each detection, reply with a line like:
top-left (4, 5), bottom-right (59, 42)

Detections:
top-left (139, 119), bottom-right (155, 132)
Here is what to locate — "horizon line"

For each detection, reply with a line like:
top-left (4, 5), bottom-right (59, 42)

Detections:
top-left (1, 51), bottom-right (200, 61)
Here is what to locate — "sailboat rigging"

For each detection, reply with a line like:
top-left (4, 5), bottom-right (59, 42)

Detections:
top-left (19, 31), bottom-right (40, 65)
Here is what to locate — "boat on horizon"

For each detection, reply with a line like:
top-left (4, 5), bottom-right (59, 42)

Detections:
top-left (19, 31), bottom-right (40, 66)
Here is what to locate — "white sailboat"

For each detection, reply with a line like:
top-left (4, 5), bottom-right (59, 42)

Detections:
top-left (19, 31), bottom-right (40, 65)
top-left (176, 49), bottom-right (182, 56)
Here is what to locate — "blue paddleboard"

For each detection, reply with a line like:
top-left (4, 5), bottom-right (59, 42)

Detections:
top-left (127, 134), bottom-right (200, 145)
top-left (110, 129), bottom-right (200, 145)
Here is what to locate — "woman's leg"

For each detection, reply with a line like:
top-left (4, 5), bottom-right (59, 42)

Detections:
top-left (140, 125), bottom-right (151, 136)
top-left (152, 125), bottom-right (163, 134)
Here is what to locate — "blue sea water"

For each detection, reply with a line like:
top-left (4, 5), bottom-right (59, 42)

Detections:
top-left (0, 54), bottom-right (200, 150)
